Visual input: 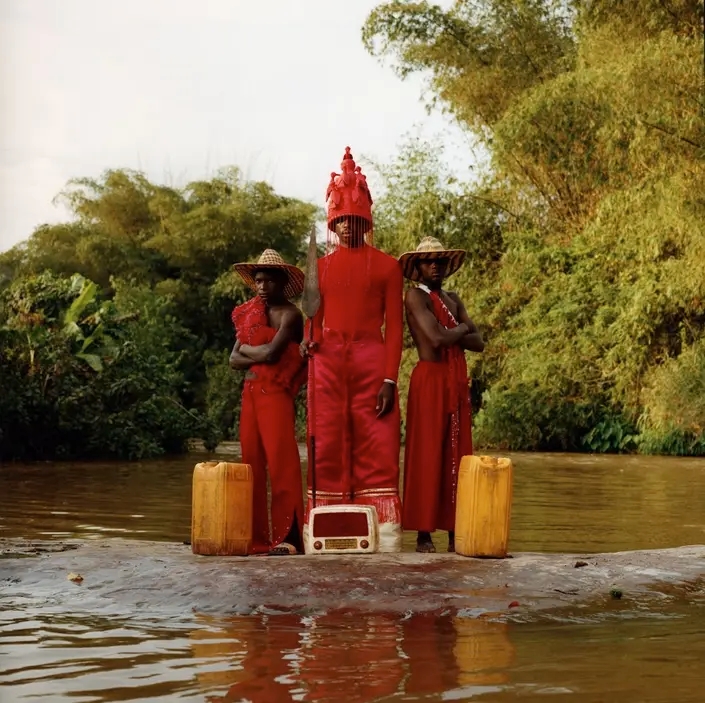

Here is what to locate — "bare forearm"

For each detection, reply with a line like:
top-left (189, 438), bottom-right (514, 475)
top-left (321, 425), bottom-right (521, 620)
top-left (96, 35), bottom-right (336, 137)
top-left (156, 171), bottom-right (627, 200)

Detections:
top-left (239, 343), bottom-right (278, 364)
top-left (230, 351), bottom-right (255, 370)
top-left (459, 332), bottom-right (484, 352)
top-left (432, 325), bottom-right (468, 348)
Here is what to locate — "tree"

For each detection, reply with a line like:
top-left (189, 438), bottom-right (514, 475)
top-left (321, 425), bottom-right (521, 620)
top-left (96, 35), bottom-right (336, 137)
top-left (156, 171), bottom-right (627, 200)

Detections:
top-left (365, 0), bottom-right (705, 453)
top-left (0, 169), bottom-right (320, 455)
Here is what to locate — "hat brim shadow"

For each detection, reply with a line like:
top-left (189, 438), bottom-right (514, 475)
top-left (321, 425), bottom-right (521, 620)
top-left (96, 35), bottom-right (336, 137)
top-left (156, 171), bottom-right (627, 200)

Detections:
top-left (398, 249), bottom-right (466, 282)
top-left (232, 263), bottom-right (305, 299)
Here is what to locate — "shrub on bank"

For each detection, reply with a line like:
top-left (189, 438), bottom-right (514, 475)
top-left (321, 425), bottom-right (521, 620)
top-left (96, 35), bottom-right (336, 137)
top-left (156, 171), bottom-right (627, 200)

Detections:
top-left (0, 272), bottom-right (207, 460)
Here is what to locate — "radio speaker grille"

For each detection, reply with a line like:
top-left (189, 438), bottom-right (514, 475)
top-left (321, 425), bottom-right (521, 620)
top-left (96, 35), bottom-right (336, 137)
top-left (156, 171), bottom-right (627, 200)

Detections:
top-left (312, 512), bottom-right (369, 538)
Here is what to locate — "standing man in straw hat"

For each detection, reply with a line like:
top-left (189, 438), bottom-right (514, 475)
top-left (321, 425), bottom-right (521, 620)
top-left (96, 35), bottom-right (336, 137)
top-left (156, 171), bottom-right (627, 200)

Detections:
top-left (300, 146), bottom-right (404, 552)
top-left (399, 236), bottom-right (484, 553)
top-left (230, 249), bottom-right (307, 555)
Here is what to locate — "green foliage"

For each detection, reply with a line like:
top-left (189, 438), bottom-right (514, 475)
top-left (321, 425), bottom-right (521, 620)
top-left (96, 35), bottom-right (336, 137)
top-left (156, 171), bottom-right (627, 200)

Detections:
top-left (4, 0), bottom-right (704, 458)
top-left (0, 272), bottom-right (207, 460)
top-left (637, 338), bottom-right (705, 455)
top-left (366, 0), bottom-right (705, 454)
top-left (363, 0), bottom-right (576, 130)
top-left (0, 168), bottom-right (318, 460)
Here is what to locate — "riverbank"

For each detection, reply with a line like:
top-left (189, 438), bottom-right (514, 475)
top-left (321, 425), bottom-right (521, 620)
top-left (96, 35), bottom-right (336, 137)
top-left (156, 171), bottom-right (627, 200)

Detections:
top-left (2, 538), bottom-right (704, 619)
top-left (187, 440), bottom-right (306, 459)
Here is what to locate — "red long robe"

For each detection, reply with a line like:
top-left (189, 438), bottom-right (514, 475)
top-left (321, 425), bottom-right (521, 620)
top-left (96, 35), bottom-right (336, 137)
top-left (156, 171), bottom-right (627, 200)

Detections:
top-left (232, 297), bottom-right (306, 554)
top-left (305, 244), bottom-right (404, 551)
top-left (402, 287), bottom-right (472, 533)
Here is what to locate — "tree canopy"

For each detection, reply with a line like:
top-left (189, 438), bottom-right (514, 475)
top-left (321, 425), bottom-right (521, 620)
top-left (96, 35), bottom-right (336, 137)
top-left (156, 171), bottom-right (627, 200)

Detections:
top-left (2, 0), bottom-right (704, 457)
top-left (365, 0), bottom-right (705, 453)
top-left (0, 169), bottom-right (317, 460)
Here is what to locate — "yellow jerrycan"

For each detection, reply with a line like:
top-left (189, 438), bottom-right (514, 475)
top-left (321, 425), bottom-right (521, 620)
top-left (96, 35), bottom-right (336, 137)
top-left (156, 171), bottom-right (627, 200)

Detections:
top-left (191, 461), bottom-right (253, 556)
top-left (455, 455), bottom-right (513, 558)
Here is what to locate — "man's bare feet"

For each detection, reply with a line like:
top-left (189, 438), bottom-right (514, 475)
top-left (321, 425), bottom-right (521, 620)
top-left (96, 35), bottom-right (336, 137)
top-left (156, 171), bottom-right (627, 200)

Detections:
top-left (416, 531), bottom-right (436, 553)
top-left (448, 531), bottom-right (455, 553)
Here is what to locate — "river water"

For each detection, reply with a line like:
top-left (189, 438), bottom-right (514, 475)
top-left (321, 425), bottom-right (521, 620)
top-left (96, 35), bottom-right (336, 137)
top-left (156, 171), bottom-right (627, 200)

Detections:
top-left (1, 452), bottom-right (705, 702)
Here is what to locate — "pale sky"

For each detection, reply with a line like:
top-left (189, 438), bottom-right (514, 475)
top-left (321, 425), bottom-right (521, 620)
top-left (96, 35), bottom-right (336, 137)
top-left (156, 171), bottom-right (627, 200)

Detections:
top-left (0, 0), bottom-right (482, 253)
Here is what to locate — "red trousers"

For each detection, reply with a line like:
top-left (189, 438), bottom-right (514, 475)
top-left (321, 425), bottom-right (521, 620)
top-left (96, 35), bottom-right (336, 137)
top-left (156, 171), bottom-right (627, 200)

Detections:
top-left (306, 331), bottom-right (402, 548)
top-left (402, 361), bottom-right (472, 533)
top-left (240, 380), bottom-right (304, 554)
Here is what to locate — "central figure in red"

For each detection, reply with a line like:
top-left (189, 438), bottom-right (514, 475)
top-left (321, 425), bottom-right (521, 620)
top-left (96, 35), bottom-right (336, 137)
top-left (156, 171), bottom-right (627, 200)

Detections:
top-left (302, 147), bottom-right (404, 552)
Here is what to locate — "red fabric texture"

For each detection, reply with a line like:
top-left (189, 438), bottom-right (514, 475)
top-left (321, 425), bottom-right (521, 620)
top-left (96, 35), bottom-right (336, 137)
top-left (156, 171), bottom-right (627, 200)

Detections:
top-left (298, 615), bottom-right (403, 702)
top-left (402, 361), bottom-right (472, 532)
top-left (306, 333), bottom-right (401, 517)
top-left (428, 289), bottom-right (470, 417)
top-left (233, 296), bottom-right (305, 554)
top-left (240, 381), bottom-right (304, 554)
top-left (304, 245), bottom-right (403, 524)
top-left (232, 297), bottom-right (306, 394)
top-left (306, 245), bottom-right (403, 382)
top-left (325, 146), bottom-right (373, 229)
top-left (402, 289), bottom-right (472, 533)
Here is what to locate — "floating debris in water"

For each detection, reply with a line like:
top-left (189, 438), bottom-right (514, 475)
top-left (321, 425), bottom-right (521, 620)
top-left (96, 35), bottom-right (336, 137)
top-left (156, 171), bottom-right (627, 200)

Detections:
top-left (67, 573), bottom-right (84, 583)
top-left (610, 587), bottom-right (623, 599)
top-left (574, 560), bottom-right (589, 568)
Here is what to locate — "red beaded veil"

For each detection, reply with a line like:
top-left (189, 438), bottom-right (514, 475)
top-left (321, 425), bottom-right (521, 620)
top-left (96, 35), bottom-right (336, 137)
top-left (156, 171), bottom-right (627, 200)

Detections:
top-left (325, 146), bottom-right (374, 250)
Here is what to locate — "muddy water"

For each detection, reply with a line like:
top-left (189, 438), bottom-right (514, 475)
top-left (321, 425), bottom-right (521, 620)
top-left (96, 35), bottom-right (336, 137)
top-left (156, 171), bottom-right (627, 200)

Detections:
top-left (2, 451), bottom-right (704, 552)
top-left (2, 452), bottom-right (705, 702)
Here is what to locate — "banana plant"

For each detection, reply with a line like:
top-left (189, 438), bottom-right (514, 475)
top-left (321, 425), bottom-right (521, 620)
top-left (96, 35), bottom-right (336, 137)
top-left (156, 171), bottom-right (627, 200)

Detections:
top-left (61, 274), bottom-right (118, 372)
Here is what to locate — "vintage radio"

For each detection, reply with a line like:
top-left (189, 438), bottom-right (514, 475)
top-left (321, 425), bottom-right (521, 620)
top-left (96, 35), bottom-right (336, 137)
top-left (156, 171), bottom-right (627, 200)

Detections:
top-left (304, 505), bottom-right (379, 554)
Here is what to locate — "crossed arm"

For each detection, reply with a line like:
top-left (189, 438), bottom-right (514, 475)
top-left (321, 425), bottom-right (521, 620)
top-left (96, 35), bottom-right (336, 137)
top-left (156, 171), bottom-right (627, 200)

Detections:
top-left (405, 289), bottom-right (468, 350)
top-left (229, 308), bottom-right (304, 370)
top-left (405, 289), bottom-right (484, 352)
top-left (448, 292), bottom-right (485, 352)
top-left (229, 341), bottom-right (255, 370)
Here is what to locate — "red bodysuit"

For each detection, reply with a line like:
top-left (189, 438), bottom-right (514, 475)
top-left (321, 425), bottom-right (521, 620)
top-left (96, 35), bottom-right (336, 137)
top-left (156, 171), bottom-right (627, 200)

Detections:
top-left (306, 244), bottom-right (404, 551)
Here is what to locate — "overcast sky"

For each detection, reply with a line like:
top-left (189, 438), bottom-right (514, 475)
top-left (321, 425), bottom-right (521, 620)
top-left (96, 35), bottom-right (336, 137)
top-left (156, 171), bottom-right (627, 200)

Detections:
top-left (0, 0), bottom-right (481, 252)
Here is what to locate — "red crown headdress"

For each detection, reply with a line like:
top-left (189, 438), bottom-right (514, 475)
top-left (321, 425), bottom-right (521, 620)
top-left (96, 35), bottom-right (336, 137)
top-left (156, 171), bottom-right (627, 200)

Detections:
top-left (325, 147), bottom-right (373, 233)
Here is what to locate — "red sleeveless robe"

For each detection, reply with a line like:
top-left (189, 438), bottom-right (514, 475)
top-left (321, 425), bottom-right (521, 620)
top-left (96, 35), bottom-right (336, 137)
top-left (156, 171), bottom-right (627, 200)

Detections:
top-left (402, 287), bottom-right (473, 533)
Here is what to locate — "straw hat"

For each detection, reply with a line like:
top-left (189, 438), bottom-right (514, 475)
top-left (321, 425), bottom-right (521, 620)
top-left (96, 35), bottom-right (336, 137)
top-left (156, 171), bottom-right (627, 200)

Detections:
top-left (398, 237), bottom-right (466, 282)
top-left (232, 249), bottom-right (304, 299)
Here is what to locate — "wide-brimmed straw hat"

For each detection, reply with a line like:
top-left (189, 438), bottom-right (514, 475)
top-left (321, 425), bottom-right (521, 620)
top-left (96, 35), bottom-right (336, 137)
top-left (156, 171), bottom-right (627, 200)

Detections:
top-left (232, 249), bottom-right (304, 299)
top-left (398, 236), bottom-right (466, 282)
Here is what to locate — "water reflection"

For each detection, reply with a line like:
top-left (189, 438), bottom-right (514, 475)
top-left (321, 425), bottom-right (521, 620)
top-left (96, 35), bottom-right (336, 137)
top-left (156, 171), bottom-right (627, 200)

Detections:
top-left (3, 453), bottom-right (705, 701)
top-left (297, 614), bottom-right (404, 702)
top-left (453, 617), bottom-right (514, 687)
top-left (0, 611), bottom-right (198, 701)
top-left (186, 612), bottom-right (518, 702)
top-left (3, 606), bottom-right (705, 702)
top-left (402, 615), bottom-right (458, 695)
